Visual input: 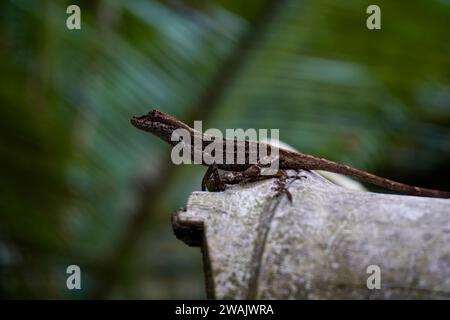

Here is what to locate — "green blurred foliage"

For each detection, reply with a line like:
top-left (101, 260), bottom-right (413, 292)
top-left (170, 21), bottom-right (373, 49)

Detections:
top-left (0, 0), bottom-right (449, 298)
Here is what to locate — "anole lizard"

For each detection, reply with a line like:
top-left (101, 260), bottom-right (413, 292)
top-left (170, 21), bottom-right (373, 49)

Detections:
top-left (131, 110), bottom-right (450, 199)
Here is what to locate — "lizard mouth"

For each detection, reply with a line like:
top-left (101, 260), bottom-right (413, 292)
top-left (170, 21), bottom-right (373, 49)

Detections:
top-left (131, 109), bottom-right (193, 134)
top-left (130, 114), bottom-right (148, 128)
top-left (130, 110), bottom-right (162, 126)
top-left (130, 110), bottom-right (159, 128)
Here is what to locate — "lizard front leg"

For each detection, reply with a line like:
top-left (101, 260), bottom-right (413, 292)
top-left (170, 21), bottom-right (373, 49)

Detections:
top-left (202, 163), bottom-right (302, 203)
top-left (202, 164), bottom-right (226, 191)
top-left (201, 164), bottom-right (260, 192)
top-left (235, 165), bottom-right (296, 202)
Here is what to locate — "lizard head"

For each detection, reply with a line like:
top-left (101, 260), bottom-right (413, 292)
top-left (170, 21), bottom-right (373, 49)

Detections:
top-left (131, 109), bottom-right (192, 144)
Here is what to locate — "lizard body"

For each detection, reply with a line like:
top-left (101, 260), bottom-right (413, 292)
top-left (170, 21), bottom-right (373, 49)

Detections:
top-left (131, 110), bottom-right (450, 198)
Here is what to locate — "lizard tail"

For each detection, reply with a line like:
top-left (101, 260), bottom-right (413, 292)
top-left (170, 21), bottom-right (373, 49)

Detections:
top-left (303, 157), bottom-right (450, 198)
top-left (281, 150), bottom-right (450, 198)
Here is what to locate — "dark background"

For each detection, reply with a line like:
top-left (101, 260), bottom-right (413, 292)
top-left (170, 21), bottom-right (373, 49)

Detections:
top-left (1, 0), bottom-right (449, 298)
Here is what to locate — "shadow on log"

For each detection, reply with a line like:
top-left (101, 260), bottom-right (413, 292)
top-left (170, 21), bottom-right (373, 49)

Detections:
top-left (172, 170), bottom-right (450, 299)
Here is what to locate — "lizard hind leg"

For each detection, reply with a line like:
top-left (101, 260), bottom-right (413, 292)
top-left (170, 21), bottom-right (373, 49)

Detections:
top-left (271, 170), bottom-right (293, 203)
top-left (271, 170), bottom-right (307, 203)
top-left (240, 164), bottom-right (296, 202)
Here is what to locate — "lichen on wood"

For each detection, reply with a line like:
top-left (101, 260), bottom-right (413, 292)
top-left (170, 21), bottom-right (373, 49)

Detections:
top-left (172, 170), bottom-right (450, 299)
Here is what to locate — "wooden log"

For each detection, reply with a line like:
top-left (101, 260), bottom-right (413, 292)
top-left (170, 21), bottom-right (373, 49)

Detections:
top-left (172, 170), bottom-right (450, 299)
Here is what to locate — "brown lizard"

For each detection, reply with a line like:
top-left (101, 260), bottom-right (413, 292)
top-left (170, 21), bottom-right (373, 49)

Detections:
top-left (131, 110), bottom-right (450, 199)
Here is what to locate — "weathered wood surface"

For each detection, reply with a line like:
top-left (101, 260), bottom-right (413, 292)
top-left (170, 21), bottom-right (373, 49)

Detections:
top-left (172, 170), bottom-right (450, 299)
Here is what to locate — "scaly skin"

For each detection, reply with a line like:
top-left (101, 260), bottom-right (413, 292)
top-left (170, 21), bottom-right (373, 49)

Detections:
top-left (131, 110), bottom-right (450, 198)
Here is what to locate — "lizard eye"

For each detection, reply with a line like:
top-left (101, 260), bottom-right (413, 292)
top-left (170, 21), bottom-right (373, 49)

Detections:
top-left (149, 109), bottom-right (163, 120)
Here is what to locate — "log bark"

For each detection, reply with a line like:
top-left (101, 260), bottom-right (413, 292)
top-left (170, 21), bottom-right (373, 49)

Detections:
top-left (172, 170), bottom-right (450, 299)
